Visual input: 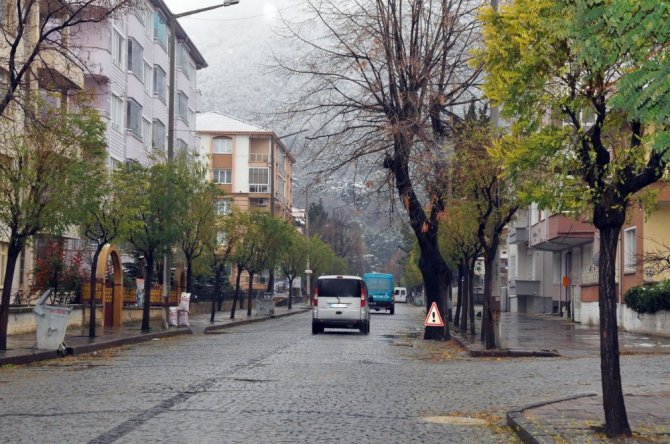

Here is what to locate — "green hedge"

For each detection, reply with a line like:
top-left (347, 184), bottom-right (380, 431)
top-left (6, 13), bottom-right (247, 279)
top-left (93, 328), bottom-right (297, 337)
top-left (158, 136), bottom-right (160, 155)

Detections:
top-left (624, 280), bottom-right (670, 314)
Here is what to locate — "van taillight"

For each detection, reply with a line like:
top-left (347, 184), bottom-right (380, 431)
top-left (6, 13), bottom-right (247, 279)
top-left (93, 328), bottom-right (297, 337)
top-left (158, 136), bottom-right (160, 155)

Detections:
top-left (360, 287), bottom-right (367, 307)
top-left (313, 287), bottom-right (318, 305)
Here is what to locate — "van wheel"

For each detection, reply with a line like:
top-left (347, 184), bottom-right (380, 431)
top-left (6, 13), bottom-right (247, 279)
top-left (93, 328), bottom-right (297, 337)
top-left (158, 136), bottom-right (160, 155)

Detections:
top-left (390, 305), bottom-right (395, 315)
top-left (312, 322), bottom-right (320, 335)
top-left (360, 321), bottom-right (370, 335)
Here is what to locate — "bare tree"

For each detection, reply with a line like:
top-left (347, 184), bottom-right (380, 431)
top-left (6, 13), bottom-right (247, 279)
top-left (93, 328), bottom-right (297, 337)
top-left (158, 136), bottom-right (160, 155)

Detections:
top-left (278, 0), bottom-right (483, 339)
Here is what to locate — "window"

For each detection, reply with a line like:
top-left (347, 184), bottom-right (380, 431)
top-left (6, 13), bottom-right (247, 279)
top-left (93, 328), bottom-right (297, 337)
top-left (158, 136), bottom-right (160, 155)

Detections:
top-left (277, 176), bottom-right (284, 199)
top-left (144, 6), bottom-right (152, 37)
top-left (215, 200), bottom-right (231, 216)
top-left (624, 228), bottom-right (637, 273)
top-left (152, 119), bottom-right (165, 150)
top-left (153, 65), bottom-right (166, 102)
top-left (213, 169), bottom-right (232, 184)
top-left (112, 29), bottom-right (124, 68)
top-left (317, 278), bottom-right (361, 298)
top-left (249, 168), bottom-right (269, 193)
top-left (110, 95), bottom-right (124, 133)
top-left (213, 137), bottom-right (232, 154)
top-left (177, 91), bottom-right (188, 122)
top-left (143, 62), bottom-right (151, 94)
top-left (127, 38), bottom-right (144, 77)
top-left (126, 99), bottom-right (142, 138)
top-left (153, 11), bottom-right (168, 49)
top-left (188, 107), bottom-right (195, 128)
top-left (176, 138), bottom-right (188, 156)
top-left (178, 44), bottom-right (194, 79)
top-left (109, 157), bottom-right (122, 170)
top-left (142, 118), bottom-right (151, 150)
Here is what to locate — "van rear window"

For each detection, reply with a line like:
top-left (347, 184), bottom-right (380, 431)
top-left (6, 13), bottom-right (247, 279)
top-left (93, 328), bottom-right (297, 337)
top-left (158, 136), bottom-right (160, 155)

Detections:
top-left (318, 279), bottom-right (360, 297)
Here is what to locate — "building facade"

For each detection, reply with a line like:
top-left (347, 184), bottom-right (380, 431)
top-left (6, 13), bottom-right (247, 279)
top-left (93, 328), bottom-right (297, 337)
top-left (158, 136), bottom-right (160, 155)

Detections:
top-left (1, 1), bottom-right (207, 304)
top-left (506, 185), bottom-right (670, 336)
top-left (196, 111), bottom-right (296, 290)
top-left (196, 111), bottom-right (295, 220)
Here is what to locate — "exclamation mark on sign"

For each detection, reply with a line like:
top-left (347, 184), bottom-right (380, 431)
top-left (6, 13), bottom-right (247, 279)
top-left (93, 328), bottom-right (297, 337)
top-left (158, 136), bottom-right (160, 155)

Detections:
top-left (432, 312), bottom-right (436, 323)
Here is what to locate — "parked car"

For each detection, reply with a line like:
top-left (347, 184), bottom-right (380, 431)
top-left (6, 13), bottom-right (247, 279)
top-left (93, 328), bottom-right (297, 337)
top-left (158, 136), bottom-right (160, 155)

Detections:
top-left (394, 287), bottom-right (407, 303)
top-left (312, 275), bottom-right (370, 335)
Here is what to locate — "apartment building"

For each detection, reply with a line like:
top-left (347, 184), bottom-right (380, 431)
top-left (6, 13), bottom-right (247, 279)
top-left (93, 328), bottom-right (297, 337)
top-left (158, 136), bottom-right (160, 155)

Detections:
top-left (506, 185), bottom-right (670, 335)
top-left (79, 0), bottom-right (206, 166)
top-left (196, 111), bottom-right (295, 220)
top-left (0, 1), bottom-right (89, 302)
top-left (0, 1), bottom-right (207, 304)
top-left (196, 111), bottom-right (296, 291)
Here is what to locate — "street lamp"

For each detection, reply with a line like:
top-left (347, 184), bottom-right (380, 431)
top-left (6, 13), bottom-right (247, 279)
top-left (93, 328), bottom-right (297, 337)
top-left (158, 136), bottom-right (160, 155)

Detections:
top-left (163, 1), bottom-right (240, 305)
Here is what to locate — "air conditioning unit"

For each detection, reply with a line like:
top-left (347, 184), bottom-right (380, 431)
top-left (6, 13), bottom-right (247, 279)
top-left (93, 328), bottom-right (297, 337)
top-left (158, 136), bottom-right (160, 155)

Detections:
top-left (256, 198), bottom-right (268, 207)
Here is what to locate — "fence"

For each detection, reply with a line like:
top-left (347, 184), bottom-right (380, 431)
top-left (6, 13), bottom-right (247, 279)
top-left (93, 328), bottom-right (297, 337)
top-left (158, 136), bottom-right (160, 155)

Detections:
top-left (80, 282), bottom-right (179, 306)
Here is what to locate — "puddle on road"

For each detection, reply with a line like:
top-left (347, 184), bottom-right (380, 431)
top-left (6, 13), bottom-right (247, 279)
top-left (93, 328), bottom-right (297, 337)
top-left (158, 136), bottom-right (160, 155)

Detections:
top-left (421, 415), bottom-right (487, 425)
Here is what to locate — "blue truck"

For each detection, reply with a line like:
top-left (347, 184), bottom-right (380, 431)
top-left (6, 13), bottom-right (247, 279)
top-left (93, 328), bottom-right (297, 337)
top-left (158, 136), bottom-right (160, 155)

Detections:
top-left (363, 272), bottom-right (395, 315)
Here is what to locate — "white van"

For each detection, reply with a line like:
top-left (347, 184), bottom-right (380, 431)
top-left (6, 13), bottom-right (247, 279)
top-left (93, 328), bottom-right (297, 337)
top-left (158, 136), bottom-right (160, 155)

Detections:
top-left (312, 275), bottom-right (370, 334)
top-left (393, 287), bottom-right (408, 303)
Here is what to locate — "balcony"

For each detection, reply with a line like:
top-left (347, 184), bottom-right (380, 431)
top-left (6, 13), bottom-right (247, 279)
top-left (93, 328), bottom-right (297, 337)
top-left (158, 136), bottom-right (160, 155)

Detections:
top-left (507, 227), bottom-right (528, 245)
top-left (37, 48), bottom-right (84, 90)
top-left (249, 153), bottom-right (269, 163)
top-left (529, 214), bottom-right (595, 251)
top-left (508, 279), bottom-right (541, 296)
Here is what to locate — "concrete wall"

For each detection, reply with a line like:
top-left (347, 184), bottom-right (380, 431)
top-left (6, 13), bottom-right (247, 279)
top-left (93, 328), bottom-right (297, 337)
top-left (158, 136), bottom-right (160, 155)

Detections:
top-left (7, 305), bottom-right (165, 336)
top-left (580, 301), bottom-right (670, 338)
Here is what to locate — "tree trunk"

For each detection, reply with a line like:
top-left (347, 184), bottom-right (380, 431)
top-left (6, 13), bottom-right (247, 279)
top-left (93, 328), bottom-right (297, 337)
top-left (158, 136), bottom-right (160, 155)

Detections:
top-left (418, 239), bottom-right (451, 340)
top-left (288, 276), bottom-right (294, 310)
top-left (88, 244), bottom-right (104, 338)
top-left (445, 273), bottom-right (453, 324)
top-left (142, 253), bottom-right (154, 331)
top-left (0, 240), bottom-right (23, 350)
top-left (597, 220), bottom-right (631, 437)
top-left (211, 264), bottom-right (223, 323)
top-left (186, 257), bottom-right (193, 293)
top-left (238, 267), bottom-right (245, 310)
top-left (266, 269), bottom-right (274, 293)
top-left (469, 259), bottom-right (476, 336)
top-left (390, 133), bottom-right (450, 340)
top-left (454, 263), bottom-right (464, 327)
top-left (459, 261), bottom-right (469, 334)
top-left (231, 267), bottom-right (242, 319)
top-left (247, 271), bottom-right (255, 317)
top-left (481, 250), bottom-right (496, 349)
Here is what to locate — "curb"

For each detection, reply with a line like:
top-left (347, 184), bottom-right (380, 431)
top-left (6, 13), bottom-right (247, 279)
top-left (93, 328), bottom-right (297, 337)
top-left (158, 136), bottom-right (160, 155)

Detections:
top-left (0, 328), bottom-right (192, 367)
top-left (506, 393), bottom-right (598, 444)
top-left (1, 308), bottom-right (311, 367)
top-left (451, 331), bottom-right (560, 358)
top-left (202, 307), bottom-right (309, 334)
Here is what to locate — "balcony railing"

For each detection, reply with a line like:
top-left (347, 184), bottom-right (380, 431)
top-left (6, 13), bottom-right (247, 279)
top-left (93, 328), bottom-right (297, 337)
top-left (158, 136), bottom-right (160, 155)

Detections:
top-left (507, 227), bottom-right (528, 245)
top-left (249, 153), bottom-right (269, 162)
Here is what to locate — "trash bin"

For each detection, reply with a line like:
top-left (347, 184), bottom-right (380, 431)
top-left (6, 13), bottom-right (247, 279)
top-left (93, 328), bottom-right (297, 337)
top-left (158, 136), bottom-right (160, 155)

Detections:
top-left (33, 289), bottom-right (73, 352)
top-left (256, 292), bottom-right (275, 317)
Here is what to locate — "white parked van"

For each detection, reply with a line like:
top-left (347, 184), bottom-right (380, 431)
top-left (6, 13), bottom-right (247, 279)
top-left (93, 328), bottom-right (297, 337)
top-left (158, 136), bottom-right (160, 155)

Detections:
top-left (393, 287), bottom-right (407, 303)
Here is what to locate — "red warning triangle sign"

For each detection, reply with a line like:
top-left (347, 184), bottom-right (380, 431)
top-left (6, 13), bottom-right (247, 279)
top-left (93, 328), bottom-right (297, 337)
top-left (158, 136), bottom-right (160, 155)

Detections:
top-left (424, 302), bottom-right (445, 327)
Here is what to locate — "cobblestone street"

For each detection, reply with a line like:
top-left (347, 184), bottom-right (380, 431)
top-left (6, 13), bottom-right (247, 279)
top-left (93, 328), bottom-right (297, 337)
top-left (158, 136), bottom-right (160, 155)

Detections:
top-left (1, 304), bottom-right (669, 443)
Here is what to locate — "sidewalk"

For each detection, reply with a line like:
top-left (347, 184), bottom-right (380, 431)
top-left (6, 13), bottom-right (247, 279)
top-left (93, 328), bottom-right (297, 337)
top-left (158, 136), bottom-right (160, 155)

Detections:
top-left (451, 312), bottom-right (670, 443)
top-left (0, 303), bottom-right (310, 367)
